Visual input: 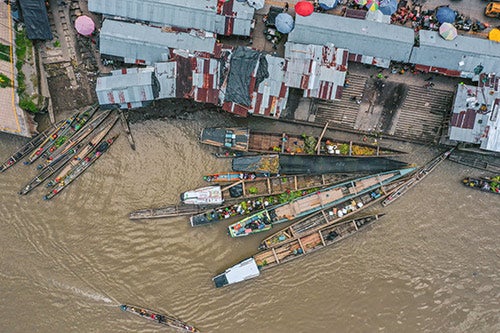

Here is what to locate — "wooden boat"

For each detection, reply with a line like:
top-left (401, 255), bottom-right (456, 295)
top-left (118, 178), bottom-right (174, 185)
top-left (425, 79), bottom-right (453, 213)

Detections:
top-left (381, 148), bottom-right (454, 206)
top-left (462, 176), bottom-right (500, 194)
top-left (190, 173), bottom-right (363, 226)
top-left (213, 214), bottom-right (385, 288)
top-left (448, 150), bottom-right (500, 174)
top-left (118, 108), bottom-right (136, 150)
top-left (200, 127), bottom-right (407, 157)
top-left (38, 106), bottom-right (101, 168)
top-left (24, 113), bottom-right (80, 165)
top-left (0, 119), bottom-right (65, 173)
top-left (46, 114), bottom-right (118, 188)
top-left (29, 114), bottom-right (118, 193)
top-left (227, 168), bottom-right (415, 237)
top-left (43, 135), bottom-right (119, 200)
top-left (258, 179), bottom-right (406, 250)
top-left (203, 172), bottom-right (264, 183)
top-left (180, 186), bottom-right (224, 205)
top-left (129, 205), bottom-right (207, 220)
top-left (232, 154), bottom-right (410, 175)
top-left (213, 151), bottom-right (250, 158)
top-left (130, 173), bottom-right (356, 222)
top-left (120, 304), bottom-right (200, 332)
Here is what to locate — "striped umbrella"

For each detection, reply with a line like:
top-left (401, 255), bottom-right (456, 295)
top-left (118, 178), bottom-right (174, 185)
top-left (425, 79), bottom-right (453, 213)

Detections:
top-left (439, 22), bottom-right (458, 41)
top-left (366, 0), bottom-right (379, 11)
top-left (355, 0), bottom-right (368, 6)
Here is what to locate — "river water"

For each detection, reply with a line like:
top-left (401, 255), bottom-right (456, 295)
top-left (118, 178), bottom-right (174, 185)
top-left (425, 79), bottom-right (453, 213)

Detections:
top-left (0, 109), bottom-right (498, 333)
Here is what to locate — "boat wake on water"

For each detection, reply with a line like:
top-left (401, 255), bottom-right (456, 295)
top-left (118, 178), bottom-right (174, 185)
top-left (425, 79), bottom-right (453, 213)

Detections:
top-left (50, 279), bottom-right (116, 304)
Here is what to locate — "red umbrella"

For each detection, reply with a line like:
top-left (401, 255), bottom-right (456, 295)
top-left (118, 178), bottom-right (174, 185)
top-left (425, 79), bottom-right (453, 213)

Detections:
top-left (295, 1), bottom-right (314, 16)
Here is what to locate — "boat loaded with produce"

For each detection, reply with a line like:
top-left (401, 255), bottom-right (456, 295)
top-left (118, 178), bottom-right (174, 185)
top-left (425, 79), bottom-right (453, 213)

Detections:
top-left (213, 213), bottom-right (386, 288)
top-left (462, 176), bottom-right (500, 194)
top-left (200, 127), bottom-right (407, 157)
top-left (190, 173), bottom-right (364, 226)
top-left (43, 135), bottom-right (119, 200)
top-left (227, 168), bottom-right (415, 237)
top-left (129, 172), bottom-right (361, 222)
top-left (24, 112), bottom-right (80, 165)
top-left (37, 105), bottom-right (99, 167)
top-left (258, 177), bottom-right (407, 250)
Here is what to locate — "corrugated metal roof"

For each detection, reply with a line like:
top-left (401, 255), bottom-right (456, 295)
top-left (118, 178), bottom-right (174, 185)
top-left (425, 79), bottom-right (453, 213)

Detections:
top-left (448, 74), bottom-right (500, 152)
top-left (284, 42), bottom-right (348, 100)
top-left (410, 30), bottom-right (500, 78)
top-left (99, 19), bottom-right (217, 65)
top-left (88, 0), bottom-right (254, 36)
top-left (96, 67), bottom-right (155, 106)
top-left (155, 62), bottom-right (177, 99)
top-left (288, 13), bottom-right (414, 63)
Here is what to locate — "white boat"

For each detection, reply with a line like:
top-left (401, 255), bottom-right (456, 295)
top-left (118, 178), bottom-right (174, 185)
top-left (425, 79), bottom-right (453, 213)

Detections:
top-left (180, 186), bottom-right (223, 205)
top-left (213, 258), bottom-right (260, 288)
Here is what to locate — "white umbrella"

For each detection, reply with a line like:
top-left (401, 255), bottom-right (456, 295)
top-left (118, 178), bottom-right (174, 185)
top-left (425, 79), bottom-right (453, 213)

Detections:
top-left (247, 0), bottom-right (264, 10)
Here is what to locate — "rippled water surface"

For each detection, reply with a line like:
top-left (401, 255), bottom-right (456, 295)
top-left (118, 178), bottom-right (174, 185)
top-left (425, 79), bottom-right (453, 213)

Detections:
top-left (0, 111), bottom-right (498, 333)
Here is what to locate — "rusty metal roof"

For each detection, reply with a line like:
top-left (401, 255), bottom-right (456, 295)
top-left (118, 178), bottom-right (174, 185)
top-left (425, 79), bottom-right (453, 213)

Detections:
top-left (449, 74), bottom-right (500, 152)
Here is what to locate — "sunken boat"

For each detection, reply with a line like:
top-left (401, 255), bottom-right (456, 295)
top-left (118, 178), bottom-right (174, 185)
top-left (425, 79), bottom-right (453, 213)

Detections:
top-left (231, 154), bottom-right (410, 175)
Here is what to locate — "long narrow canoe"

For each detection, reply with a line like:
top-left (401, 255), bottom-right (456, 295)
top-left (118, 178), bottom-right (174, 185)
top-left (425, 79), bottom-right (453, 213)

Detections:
top-left (46, 113), bottom-right (118, 187)
top-left (129, 205), bottom-right (208, 220)
top-left (190, 173), bottom-right (364, 226)
top-left (0, 120), bottom-right (65, 173)
top-left (448, 150), bottom-right (500, 174)
top-left (200, 127), bottom-right (407, 157)
top-left (227, 168), bottom-right (416, 237)
top-left (232, 154), bottom-right (410, 175)
top-left (38, 106), bottom-right (100, 167)
top-left (203, 172), bottom-right (265, 183)
top-left (462, 176), bottom-right (500, 194)
top-left (258, 179), bottom-right (405, 250)
top-left (43, 135), bottom-right (119, 200)
top-left (213, 214), bottom-right (385, 288)
top-left (24, 113), bottom-right (80, 165)
top-left (381, 148), bottom-right (454, 207)
top-left (20, 114), bottom-right (118, 194)
top-left (120, 304), bottom-right (200, 332)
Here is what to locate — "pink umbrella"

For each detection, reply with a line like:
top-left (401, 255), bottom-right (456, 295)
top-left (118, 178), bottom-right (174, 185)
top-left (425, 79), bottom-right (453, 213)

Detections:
top-left (75, 15), bottom-right (95, 36)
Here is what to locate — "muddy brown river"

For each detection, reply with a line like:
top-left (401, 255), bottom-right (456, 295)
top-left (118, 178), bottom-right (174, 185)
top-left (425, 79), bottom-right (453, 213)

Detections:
top-left (0, 110), bottom-right (498, 332)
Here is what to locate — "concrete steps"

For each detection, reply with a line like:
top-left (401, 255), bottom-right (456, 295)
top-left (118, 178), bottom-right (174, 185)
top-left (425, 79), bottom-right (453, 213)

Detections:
top-left (313, 73), bottom-right (368, 129)
top-left (393, 86), bottom-right (454, 144)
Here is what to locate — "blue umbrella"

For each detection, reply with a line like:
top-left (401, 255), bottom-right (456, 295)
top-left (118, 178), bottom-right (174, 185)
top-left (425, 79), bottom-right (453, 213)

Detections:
top-left (379, 0), bottom-right (397, 15)
top-left (319, 0), bottom-right (339, 10)
top-left (436, 6), bottom-right (456, 24)
top-left (275, 13), bottom-right (295, 34)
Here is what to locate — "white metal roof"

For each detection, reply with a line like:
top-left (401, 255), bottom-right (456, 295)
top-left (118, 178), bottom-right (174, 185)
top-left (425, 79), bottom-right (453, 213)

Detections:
top-left (100, 19), bottom-right (217, 65)
top-left (288, 13), bottom-right (414, 63)
top-left (411, 30), bottom-right (500, 78)
top-left (224, 258), bottom-right (260, 285)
